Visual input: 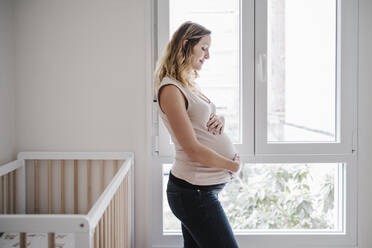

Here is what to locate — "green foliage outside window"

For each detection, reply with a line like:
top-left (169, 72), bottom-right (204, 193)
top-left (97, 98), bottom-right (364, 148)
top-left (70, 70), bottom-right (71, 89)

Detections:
top-left (220, 164), bottom-right (336, 230)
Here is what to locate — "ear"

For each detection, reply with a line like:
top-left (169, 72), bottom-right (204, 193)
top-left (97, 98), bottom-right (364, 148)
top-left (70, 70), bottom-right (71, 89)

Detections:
top-left (182, 39), bottom-right (188, 49)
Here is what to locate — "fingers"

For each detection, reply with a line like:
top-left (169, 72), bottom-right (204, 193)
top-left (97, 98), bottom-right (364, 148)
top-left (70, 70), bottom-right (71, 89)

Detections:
top-left (215, 123), bottom-right (223, 135)
top-left (206, 115), bottom-right (217, 129)
top-left (207, 118), bottom-right (218, 131)
top-left (208, 120), bottom-right (222, 135)
top-left (233, 153), bottom-right (240, 162)
top-left (207, 114), bottom-right (224, 135)
top-left (220, 125), bottom-right (224, 134)
top-left (210, 124), bottom-right (223, 135)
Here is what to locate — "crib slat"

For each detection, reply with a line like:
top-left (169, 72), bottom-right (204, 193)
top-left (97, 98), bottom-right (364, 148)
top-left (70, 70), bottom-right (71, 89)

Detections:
top-left (120, 182), bottom-right (123, 248)
top-left (97, 221), bottom-right (101, 248)
top-left (121, 179), bottom-right (124, 247)
top-left (9, 172), bottom-right (13, 214)
top-left (109, 201), bottom-right (112, 248)
top-left (124, 176), bottom-right (127, 247)
top-left (94, 226), bottom-right (98, 248)
top-left (109, 207), bottom-right (111, 248)
top-left (102, 211), bottom-right (105, 248)
top-left (115, 200), bottom-right (117, 248)
top-left (2, 175), bottom-right (6, 214)
top-left (117, 189), bottom-right (119, 248)
top-left (8, 173), bottom-right (12, 214)
top-left (124, 179), bottom-right (128, 248)
top-left (97, 220), bottom-right (100, 248)
top-left (125, 175), bottom-right (129, 248)
top-left (111, 202), bottom-right (114, 248)
top-left (61, 160), bottom-right (65, 214)
top-left (87, 160), bottom-right (92, 211)
top-left (48, 233), bottom-right (55, 248)
top-left (115, 189), bottom-right (119, 247)
top-left (34, 160), bottom-right (39, 214)
top-left (14, 169), bottom-right (18, 213)
top-left (119, 184), bottom-right (122, 248)
top-left (110, 197), bottom-right (112, 248)
top-left (118, 182), bottom-right (121, 248)
top-left (129, 172), bottom-right (132, 247)
top-left (99, 218), bottom-right (103, 248)
top-left (103, 210), bottom-right (107, 248)
top-left (113, 202), bottom-right (115, 248)
top-left (107, 209), bottom-right (109, 248)
top-left (107, 210), bottom-right (109, 248)
top-left (128, 172), bottom-right (131, 247)
top-left (117, 183), bottom-right (120, 248)
top-left (113, 188), bottom-right (116, 248)
top-left (48, 160), bottom-right (52, 214)
top-left (122, 181), bottom-right (126, 248)
top-left (121, 181), bottom-right (126, 247)
top-left (113, 199), bottom-right (116, 248)
top-left (20, 232), bottom-right (26, 248)
top-left (101, 160), bottom-right (105, 193)
top-left (114, 160), bottom-right (119, 173)
top-left (74, 160), bottom-right (78, 214)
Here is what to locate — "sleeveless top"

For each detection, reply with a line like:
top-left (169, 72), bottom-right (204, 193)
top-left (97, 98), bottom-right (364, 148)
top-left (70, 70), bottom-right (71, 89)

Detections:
top-left (156, 76), bottom-right (237, 185)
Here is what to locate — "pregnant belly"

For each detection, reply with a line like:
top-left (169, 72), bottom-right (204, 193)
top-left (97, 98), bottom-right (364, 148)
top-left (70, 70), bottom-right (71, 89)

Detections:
top-left (198, 132), bottom-right (237, 160)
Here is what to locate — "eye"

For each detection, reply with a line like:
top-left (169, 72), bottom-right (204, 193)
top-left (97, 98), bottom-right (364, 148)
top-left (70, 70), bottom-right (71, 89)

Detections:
top-left (201, 47), bottom-right (206, 51)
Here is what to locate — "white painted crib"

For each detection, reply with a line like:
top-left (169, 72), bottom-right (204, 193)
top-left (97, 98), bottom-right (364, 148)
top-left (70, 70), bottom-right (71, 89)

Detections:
top-left (0, 152), bottom-right (134, 248)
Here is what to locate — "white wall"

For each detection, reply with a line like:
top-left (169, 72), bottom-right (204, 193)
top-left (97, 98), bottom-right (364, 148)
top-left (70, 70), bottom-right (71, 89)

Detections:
top-left (13, 0), bottom-right (148, 247)
top-left (0, 0), bottom-right (16, 165)
top-left (357, 0), bottom-right (372, 247)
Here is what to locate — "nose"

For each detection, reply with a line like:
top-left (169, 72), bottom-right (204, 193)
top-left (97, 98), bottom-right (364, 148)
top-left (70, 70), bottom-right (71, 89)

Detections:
top-left (205, 51), bottom-right (210, 60)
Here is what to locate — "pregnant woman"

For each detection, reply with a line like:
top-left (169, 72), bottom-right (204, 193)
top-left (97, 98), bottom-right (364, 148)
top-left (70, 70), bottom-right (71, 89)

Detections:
top-left (154, 21), bottom-right (240, 248)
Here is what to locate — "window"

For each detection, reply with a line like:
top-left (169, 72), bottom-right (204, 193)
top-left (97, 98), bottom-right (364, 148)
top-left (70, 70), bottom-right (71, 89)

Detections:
top-left (151, 0), bottom-right (357, 247)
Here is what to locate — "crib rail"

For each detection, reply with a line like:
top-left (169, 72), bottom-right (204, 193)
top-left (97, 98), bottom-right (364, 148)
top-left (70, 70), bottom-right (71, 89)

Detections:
top-left (0, 152), bottom-right (134, 248)
top-left (0, 159), bottom-right (26, 215)
top-left (0, 214), bottom-right (89, 232)
top-left (0, 159), bottom-right (23, 176)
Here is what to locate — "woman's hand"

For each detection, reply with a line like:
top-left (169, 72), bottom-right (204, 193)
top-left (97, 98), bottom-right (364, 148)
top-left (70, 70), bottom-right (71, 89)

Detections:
top-left (233, 153), bottom-right (240, 163)
top-left (229, 153), bottom-right (240, 174)
top-left (206, 113), bottom-right (225, 135)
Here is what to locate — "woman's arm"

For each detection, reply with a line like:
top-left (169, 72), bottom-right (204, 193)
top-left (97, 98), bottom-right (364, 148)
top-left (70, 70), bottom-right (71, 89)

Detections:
top-left (159, 85), bottom-right (239, 172)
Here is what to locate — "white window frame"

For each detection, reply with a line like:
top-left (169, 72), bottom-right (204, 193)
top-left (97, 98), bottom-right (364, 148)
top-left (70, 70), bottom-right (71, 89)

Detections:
top-left (255, 0), bottom-right (358, 155)
top-left (148, 0), bottom-right (358, 247)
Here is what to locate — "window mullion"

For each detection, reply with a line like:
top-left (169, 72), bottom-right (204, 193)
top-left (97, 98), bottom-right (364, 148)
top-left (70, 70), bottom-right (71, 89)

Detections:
top-left (240, 0), bottom-right (255, 156)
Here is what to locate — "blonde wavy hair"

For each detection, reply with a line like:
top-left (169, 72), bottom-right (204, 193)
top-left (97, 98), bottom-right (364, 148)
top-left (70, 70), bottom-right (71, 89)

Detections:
top-left (154, 21), bottom-right (211, 96)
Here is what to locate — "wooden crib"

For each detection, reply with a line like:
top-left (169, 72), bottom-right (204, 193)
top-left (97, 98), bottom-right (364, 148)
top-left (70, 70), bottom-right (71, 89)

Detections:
top-left (0, 152), bottom-right (134, 248)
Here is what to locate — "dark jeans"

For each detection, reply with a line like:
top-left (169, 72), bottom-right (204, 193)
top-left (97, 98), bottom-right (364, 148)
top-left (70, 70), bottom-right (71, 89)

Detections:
top-left (166, 172), bottom-right (239, 248)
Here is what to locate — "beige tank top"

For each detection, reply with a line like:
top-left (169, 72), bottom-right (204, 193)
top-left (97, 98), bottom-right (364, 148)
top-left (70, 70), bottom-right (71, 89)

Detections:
top-left (156, 76), bottom-right (237, 185)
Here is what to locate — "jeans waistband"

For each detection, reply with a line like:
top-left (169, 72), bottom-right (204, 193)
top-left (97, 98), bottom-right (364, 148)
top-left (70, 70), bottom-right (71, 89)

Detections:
top-left (169, 171), bottom-right (226, 191)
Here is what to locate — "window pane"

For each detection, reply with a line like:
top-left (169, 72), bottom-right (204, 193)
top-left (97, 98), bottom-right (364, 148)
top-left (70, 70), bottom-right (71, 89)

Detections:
top-left (221, 163), bottom-right (342, 231)
top-left (169, 0), bottom-right (241, 143)
top-left (162, 164), bottom-right (181, 233)
top-left (267, 0), bottom-right (337, 143)
top-left (163, 163), bottom-right (342, 233)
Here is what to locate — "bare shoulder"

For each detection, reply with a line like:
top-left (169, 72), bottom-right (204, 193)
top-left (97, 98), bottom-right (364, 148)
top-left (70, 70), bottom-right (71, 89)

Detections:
top-left (158, 84), bottom-right (188, 114)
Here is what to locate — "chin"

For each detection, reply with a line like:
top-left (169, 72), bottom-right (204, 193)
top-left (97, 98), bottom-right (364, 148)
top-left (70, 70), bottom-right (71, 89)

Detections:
top-left (195, 65), bottom-right (202, 71)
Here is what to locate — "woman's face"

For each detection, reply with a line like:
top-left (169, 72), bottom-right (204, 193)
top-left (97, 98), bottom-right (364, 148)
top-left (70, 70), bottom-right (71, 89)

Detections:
top-left (190, 35), bottom-right (211, 71)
